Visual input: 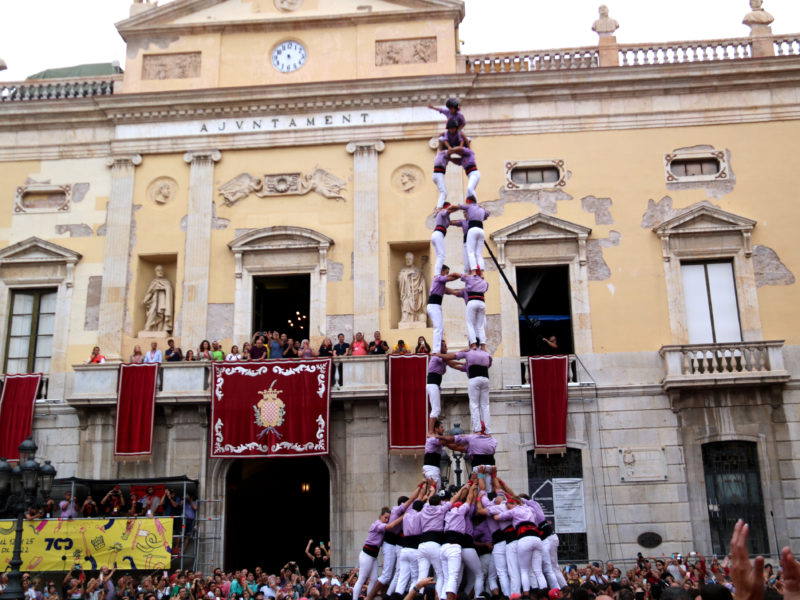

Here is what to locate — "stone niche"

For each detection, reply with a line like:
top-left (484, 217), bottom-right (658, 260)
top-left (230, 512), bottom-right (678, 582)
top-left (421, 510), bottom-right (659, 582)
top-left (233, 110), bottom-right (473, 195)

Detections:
top-left (389, 242), bottom-right (431, 330)
top-left (132, 254), bottom-right (178, 340)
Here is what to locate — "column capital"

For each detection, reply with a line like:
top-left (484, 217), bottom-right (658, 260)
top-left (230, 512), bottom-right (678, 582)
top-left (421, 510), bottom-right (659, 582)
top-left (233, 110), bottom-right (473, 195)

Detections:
top-left (346, 140), bottom-right (385, 154)
top-left (183, 149), bottom-right (222, 164)
top-left (106, 154), bottom-right (142, 169)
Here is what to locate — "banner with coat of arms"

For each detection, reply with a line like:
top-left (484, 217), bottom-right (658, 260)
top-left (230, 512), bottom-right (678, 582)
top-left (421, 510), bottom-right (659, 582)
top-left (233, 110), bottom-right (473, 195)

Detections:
top-left (210, 359), bottom-right (331, 458)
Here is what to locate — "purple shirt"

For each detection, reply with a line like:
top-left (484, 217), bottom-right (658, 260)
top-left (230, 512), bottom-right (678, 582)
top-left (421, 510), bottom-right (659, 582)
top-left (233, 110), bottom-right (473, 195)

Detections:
top-left (418, 502), bottom-right (451, 533)
top-left (480, 495), bottom-right (505, 534)
top-left (473, 516), bottom-right (492, 543)
top-left (428, 355), bottom-right (446, 375)
top-left (387, 503), bottom-right (408, 534)
top-left (402, 506), bottom-right (423, 537)
top-left (436, 107), bottom-right (466, 129)
top-left (444, 503), bottom-right (474, 534)
top-left (440, 130), bottom-right (465, 148)
top-left (455, 349), bottom-right (492, 371)
top-left (425, 436), bottom-right (443, 454)
top-left (364, 519), bottom-right (387, 547)
top-left (461, 274), bottom-right (488, 295)
top-left (497, 504), bottom-right (536, 528)
top-left (453, 433), bottom-right (497, 459)
top-left (459, 201), bottom-right (488, 223)
top-left (523, 499), bottom-right (546, 524)
top-left (429, 274), bottom-right (450, 297)
top-left (434, 210), bottom-right (451, 230)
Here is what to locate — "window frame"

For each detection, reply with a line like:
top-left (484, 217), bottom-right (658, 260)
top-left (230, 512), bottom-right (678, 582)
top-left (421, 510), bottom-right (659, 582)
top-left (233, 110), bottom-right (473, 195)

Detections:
top-left (4, 288), bottom-right (57, 374)
top-left (505, 159), bottom-right (567, 191)
top-left (664, 150), bottom-right (729, 184)
top-left (679, 259), bottom-right (743, 344)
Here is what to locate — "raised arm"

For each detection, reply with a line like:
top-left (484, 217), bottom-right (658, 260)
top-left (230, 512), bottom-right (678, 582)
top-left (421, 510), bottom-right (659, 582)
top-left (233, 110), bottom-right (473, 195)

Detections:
top-left (304, 539), bottom-right (314, 561)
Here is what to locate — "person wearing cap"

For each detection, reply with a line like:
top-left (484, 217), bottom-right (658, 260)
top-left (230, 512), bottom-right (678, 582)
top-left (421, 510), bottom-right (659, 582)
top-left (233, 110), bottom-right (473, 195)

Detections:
top-left (440, 483), bottom-right (478, 600)
top-left (476, 467), bottom-right (512, 597)
top-left (352, 500), bottom-right (410, 600)
top-left (415, 484), bottom-right (452, 600)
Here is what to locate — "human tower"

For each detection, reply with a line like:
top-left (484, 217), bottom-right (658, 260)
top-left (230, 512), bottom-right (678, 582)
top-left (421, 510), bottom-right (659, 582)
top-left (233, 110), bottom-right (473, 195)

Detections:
top-left (350, 100), bottom-right (566, 600)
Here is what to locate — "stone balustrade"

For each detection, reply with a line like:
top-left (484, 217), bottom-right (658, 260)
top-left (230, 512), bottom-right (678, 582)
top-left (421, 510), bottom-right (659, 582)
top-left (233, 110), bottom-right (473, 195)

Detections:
top-left (0, 75), bottom-right (121, 102)
top-left (617, 38), bottom-right (753, 66)
top-left (774, 37), bottom-right (800, 56)
top-left (464, 48), bottom-right (599, 73)
top-left (659, 340), bottom-right (790, 390)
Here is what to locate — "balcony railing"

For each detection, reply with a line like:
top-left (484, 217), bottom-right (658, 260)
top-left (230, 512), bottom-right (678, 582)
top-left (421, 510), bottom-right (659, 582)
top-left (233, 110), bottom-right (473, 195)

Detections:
top-left (465, 47), bottom-right (600, 73)
top-left (618, 37), bottom-right (753, 66)
top-left (659, 340), bottom-right (790, 390)
top-left (0, 75), bottom-right (121, 102)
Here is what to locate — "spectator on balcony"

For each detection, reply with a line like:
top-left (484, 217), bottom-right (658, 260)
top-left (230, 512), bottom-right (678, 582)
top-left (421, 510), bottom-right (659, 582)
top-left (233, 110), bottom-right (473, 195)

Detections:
top-left (393, 340), bottom-right (410, 355)
top-left (81, 495), bottom-right (100, 518)
top-left (59, 491), bottom-right (79, 519)
top-left (284, 339), bottom-right (300, 359)
top-left (144, 342), bottom-right (163, 364)
top-left (211, 341), bottom-right (225, 361)
top-left (269, 332), bottom-right (283, 359)
top-left (43, 496), bottom-right (56, 518)
top-left (127, 493), bottom-right (142, 517)
top-left (140, 486), bottom-right (161, 516)
top-left (241, 343), bottom-right (252, 361)
top-left (226, 346), bottom-right (243, 361)
top-left (250, 337), bottom-right (268, 361)
top-left (101, 486), bottom-right (125, 516)
top-left (184, 350), bottom-right (196, 362)
top-left (184, 493), bottom-right (197, 536)
top-left (166, 339), bottom-right (183, 362)
top-left (88, 346), bottom-right (106, 364)
top-left (198, 340), bottom-right (213, 361)
top-left (318, 337), bottom-right (334, 357)
top-left (415, 337), bottom-right (431, 354)
top-left (369, 331), bottom-right (389, 355)
top-left (299, 339), bottom-right (315, 358)
top-left (130, 345), bottom-right (144, 363)
top-left (351, 332), bottom-right (367, 356)
top-left (333, 333), bottom-right (350, 388)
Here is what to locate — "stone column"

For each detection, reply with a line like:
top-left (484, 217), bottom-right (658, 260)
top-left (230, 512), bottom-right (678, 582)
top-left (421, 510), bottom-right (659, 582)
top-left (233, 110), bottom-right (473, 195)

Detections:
top-left (346, 140), bottom-right (384, 336)
top-left (98, 154), bottom-right (142, 360)
top-left (181, 150), bottom-right (221, 347)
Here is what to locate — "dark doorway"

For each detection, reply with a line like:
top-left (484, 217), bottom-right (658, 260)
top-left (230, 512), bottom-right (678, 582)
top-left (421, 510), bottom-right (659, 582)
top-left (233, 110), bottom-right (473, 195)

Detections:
top-left (253, 275), bottom-right (310, 341)
top-left (516, 266), bottom-right (574, 356)
top-left (225, 457), bottom-right (330, 572)
top-left (702, 441), bottom-right (769, 555)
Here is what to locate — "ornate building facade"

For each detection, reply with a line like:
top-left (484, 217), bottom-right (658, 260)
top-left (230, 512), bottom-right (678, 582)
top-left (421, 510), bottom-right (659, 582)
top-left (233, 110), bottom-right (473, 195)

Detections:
top-left (1, 0), bottom-right (799, 569)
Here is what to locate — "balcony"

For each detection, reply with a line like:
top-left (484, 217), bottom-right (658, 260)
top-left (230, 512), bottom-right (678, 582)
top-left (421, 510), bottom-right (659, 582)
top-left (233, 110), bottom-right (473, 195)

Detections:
top-left (659, 340), bottom-right (790, 391)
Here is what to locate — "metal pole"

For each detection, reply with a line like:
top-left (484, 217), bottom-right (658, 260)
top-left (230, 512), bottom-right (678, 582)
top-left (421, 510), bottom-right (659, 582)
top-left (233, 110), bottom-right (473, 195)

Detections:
top-left (483, 240), bottom-right (536, 331)
top-left (3, 499), bottom-right (27, 600)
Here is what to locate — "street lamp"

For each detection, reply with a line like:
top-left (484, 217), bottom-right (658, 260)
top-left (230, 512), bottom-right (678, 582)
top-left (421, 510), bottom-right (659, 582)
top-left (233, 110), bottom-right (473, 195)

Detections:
top-left (0, 437), bottom-right (57, 600)
top-left (439, 448), bottom-right (451, 491)
top-left (449, 423), bottom-right (465, 487)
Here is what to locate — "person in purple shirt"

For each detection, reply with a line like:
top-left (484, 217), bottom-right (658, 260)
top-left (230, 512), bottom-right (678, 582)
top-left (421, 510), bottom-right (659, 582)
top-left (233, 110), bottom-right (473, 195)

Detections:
top-left (436, 347), bottom-right (493, 434)
top-left (472, 512), bottom-right (500, 598)
top-left (426, 266), bottom-right (460, 356)
top-left (432, 128), bottom-right (480, 208)
top-left (427, 98), bottom-right (467, 139)
top-left (460, 272), bottom-right (488, 350)
top-left (476, 468), bottom-right (514, 597)
top-left (426, 343), bottom-right (463, 436)
top-left (440, 483), bottom-right (478, 600)
top-left (494, 498), bottom-right (547, 593)
top-left (449, 196), bottom-right (488, 275)
top-left (416, 492), bottom-right (452, 600)
top-left (395, 482), bottom-right (434, 597)
top-left (352, 504), bottom-right (407, 600)
top-left (460, 493), bottom-right (485, 599)
top-left (518, 494), bottom-right (564, 589)
top-left (422, 420), bottom-right (446, 484)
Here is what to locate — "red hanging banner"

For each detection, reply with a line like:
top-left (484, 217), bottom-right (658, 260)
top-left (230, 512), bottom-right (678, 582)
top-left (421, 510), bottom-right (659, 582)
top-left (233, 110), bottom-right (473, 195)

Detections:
top-left (528, 355), bottom-right (569, 456)
top-left (0, 373), bottom-right (41, 461)
top-left (388, 354), bottom-right (429, 453)
top-left (210, 359), bottom-right (331, 458)
top-left (115, 363), bottom-right (159, 460)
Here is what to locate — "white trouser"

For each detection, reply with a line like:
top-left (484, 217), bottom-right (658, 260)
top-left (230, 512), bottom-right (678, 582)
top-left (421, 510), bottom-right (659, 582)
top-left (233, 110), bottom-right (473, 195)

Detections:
top-left (466, 169), bottom-right (481, 200)
top-left (462, 237), bottom-right (470, 272)
top-left (422, 465), bottom-right (442, 489)
top-left (517, 535), bottom-right (547, 591)
top-left (467, 376), bottom-right (490, 433)
top-left (431, 231), bottom-right (447, 276)
top-left (479, 551), bottom-right (498, 596)
top-left (440, 543), bottom-right (463, 596)
top-left (433, 172), bottom-right (448, 208)
top-left (465, 227), bottom-right (485, 272)
top-left (461, 547), bottom-right (484, 597)
top-left (427, 303), bottom-right (443, 354)
top-left (465, 300), bottom-right (486, 346)
top-left (377, 541), bottom-right (399, 585)
top-left (427, 382), bottom-right (442, 419)
top-left (542, 534), bottom-right (566, 588)
top-left (417, 541), bottom-right (445, 599)
top-left (396, 547), bottom-right (419, 594)
top-left (492, 540), bottom-right (510, 596)
top-left (506, 539), bottom-right (521, 595)
top-left (387, 558), bottom-right (400, 595)
top-left (353, 550), bottom-right (379, 599)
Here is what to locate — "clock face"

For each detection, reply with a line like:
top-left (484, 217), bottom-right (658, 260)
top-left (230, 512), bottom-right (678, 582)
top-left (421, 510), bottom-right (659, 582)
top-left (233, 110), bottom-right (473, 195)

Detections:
top-left (271, 41), bottom-right (307, 73)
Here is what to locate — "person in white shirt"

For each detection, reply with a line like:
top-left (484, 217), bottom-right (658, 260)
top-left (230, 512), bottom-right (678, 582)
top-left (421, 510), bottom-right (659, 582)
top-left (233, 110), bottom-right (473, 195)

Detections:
top-left (225, 345), bottom-right (243, 361)
top-left (320, 568), bottom-right (341, 586)
top-left (144, 341), bottom-right (163, 363)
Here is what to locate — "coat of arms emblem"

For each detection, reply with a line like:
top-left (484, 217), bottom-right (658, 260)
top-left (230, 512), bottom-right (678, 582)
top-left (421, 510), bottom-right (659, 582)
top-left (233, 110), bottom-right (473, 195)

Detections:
top-left (254, 380), bottom-right (285, 439)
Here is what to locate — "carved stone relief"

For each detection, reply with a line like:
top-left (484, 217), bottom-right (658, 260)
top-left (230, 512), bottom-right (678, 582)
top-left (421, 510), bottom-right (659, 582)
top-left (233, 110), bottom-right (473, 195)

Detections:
top-left (147, 176), bottom-right (178, 205)
top-left (375, 37), bottom-right (437, 66)
top-left (618, 447), bottom-right (668, 482)
top-left (391, 164), bottom-right (424, 195)
top-left (14, 181), bottom-right (71, 213)
top-left (274, 0), bottom-right (303, 10)
top-left (218, 169), bottom-right (347, 206)
top-left (142, 52), bottom-right (201, 80)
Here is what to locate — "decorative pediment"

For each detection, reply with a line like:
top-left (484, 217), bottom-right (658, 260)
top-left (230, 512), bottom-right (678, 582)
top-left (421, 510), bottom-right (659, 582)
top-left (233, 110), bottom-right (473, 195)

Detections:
top-left (0, 237), bottom-right (82, 266)
top-left (228, 226), bottom-right (333, 274)
top-left (490, 214), bottom-right (592, 267)
top-left (117, 0), bottom-right (465, 36)
top-left (653, 205), bottom-right (756, 261)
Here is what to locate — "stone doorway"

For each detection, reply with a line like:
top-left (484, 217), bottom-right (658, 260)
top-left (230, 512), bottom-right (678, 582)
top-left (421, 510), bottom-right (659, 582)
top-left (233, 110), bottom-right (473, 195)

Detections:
top-left (224, 457), bottom-right (330, 572)
top-left (252, 274), bottom-right (310, 343)
top-left (516, 265), bottom-right (574, 356)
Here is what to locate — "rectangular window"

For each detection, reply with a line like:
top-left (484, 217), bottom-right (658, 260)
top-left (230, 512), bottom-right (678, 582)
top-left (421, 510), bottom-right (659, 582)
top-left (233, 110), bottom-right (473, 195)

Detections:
top-left (681, 262), bottom-right (741, 344)
top-left (4, 289), bottom-right (57, 374)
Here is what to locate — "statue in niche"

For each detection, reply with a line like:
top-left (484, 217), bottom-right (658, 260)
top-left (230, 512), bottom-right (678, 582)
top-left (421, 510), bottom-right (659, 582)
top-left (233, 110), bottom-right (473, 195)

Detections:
top-left (743, 0), bottom-right (774, 26)
top-left (592, 5), bottom-right (619, 36)
top-left (142, 265), bottom-right (174, 333)
top-left (398, 251), bottom-right (427, 327)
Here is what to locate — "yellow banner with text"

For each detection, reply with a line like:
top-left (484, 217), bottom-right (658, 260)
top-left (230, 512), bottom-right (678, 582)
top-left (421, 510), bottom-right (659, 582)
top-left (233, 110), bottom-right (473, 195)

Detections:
top-left (0, 517), bottom-right (173, 571)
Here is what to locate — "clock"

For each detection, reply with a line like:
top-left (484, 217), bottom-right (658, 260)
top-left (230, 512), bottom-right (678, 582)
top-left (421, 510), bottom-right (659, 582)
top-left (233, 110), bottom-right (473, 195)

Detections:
top-left (271, 41), bottom-right (307, 73)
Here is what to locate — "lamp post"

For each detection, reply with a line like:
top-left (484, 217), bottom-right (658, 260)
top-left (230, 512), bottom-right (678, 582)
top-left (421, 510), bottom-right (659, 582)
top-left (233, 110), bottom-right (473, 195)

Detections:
top-left (0, 438), bottom-right (57, 600)
top-left (449, 423), bottom-right (465, 488)
top-left (439, 448), bottom-right (451, 491)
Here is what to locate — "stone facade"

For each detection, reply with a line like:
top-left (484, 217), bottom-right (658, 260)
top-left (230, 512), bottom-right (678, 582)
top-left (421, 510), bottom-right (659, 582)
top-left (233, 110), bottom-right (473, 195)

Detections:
top-left (0, 0), bottom-right (799, 572)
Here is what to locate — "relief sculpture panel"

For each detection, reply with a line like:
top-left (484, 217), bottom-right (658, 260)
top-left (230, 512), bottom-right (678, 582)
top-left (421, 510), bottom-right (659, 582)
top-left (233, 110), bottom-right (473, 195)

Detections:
top-left (375, 37), bottom-right (437, 66)
top-left (142, 52), bottom-right (202, 80)
top-left (218, 169), bottom-right (347, 206)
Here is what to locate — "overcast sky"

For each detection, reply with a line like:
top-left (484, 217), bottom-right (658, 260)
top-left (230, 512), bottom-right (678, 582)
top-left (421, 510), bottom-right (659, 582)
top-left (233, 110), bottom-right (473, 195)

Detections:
top-left (2, 0), bottom-right (800, 81)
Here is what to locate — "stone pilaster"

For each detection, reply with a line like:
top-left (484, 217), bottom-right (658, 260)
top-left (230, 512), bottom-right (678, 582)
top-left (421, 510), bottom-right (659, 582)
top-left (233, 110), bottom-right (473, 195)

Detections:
top-left (346, 140), bottom-right (384, 336)
top-left (98, 154), bottom-right (142, 360)
top-left (181, 150), bottom-right (221, 347)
